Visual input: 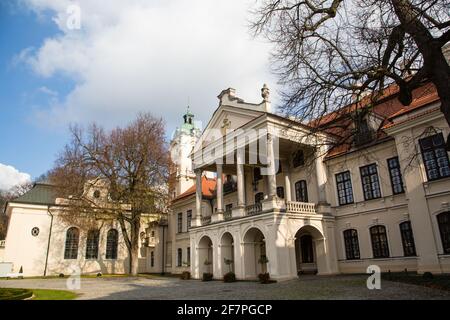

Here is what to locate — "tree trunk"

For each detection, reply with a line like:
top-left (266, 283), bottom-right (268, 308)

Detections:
top-left (129, 215), bottom-right (141, 276)
top-left (391, 0), bottom-right (450, 148)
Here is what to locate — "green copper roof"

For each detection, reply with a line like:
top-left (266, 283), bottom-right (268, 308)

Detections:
top-left (12, 183), bottom-right (57, 205)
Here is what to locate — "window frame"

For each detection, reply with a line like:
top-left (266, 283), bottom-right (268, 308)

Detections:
top-left (276, 186), bottom-right (285, 199)
top-left (335, 171), bottom-right (354, 206)
top-left (419, 133), bottom-right (450, 182)
top-left (187, 210), bottom-right (192, 231)
top-left (85, 229), bottom-right (100, 260)
top-left (399, 221), bottom-right (417, 257)
top-left (64, 227), bottom-right (79, 260)
top-left (437, 211), bottom-right (450, 254)
top-left (177, 248), bottom-right (183, 267)
top-left (177, 212), bottom-right (183, 234)
top-left (292, 150), bottom-right (305, 168)
top-left (370, 225), bottom-right (390, 259)
top-left (387, 157), bottom-right (405, 195)
top-left (105, 229), bottom-right (119, 260)
top-left (294, 180), bottom-right (308, 202)
top-left (360, 163), bottom-right (382, 201)
top-left (343, 229), bottom-right (360, 260)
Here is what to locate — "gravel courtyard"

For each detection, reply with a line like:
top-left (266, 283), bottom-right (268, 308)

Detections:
top-left (1, 274), bottom-right (450, 300)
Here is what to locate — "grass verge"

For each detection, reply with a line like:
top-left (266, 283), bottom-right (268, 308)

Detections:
top-left (0, 288), bottom-right (77, 300)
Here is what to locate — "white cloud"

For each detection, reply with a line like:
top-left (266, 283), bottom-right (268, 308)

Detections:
top-left (19, 0), bottom-right (277, 133)
top-left (0, 163), bottom-right (31, 191)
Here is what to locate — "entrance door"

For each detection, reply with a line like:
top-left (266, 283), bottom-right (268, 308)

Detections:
top-left (295, 234), bottom-right (317, 274)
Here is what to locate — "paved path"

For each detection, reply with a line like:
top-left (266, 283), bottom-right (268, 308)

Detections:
top-left (1, 275), bottom-right (450, 300)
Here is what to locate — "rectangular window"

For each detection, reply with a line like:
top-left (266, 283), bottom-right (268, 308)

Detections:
top-left (335, 171), bottom-right (354, 205)
top-left (295, 180), bottom-right (308, 202)
top-left (150, 251), bottom-right (154, 267)
top-left (343, 229), bottom-right (360, 260)
top-left (360, 164), bottom-right (382, 200)
top-left (370, 225), bottom-right (390, 258)
top-left (86, 229), bottom-right (100, 260)
top-left (387, 157), bottom-right (405, 195)
top-left (400, 221), bottom-right (416, 257)
top-left (177, 248), bottom-right (183, 267)
top-left (187, 247), bottom-right (191, 265)
top-left (187, 210), bottom-right (192, 231)
top-left (177, 213), bottom-right (183, 233)
top-left (419, 133), bottom-right (450, 181)
top-left (276, 186), bottom-right (285, 199)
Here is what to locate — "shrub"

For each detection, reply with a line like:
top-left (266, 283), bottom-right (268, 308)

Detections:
top-left (258, 273), bottom-right (270, 283)
top-left (58, 273), bottom-right (65, 278)
top-left (202, 273), bottom-right (213, 281)
top-left (223, 272), bottom-right (236, 283)
top-left (181, 271), bottom-right (191, 280)
top-left (423, 272), bottom-right (434, 280)
top-left (97, 273), bottom-right (102, 277)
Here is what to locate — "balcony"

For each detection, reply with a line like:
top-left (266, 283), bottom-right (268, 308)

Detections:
top-left (286, 201), bottom-right (316, 214)
top-left (245, 203), bottom-right (263, 216)
top-left (202, 216), bottom-right (212, 225)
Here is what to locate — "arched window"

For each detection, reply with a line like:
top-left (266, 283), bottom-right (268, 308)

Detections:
top-left (399, 221), bottom-right (416, 256)
top-left (343, 229), bottom-right (360, 260)
top-left (295, 180), bottom-right (308, 202)
top-left (177, 248), bottom-right (183, 267)
top-left (86, 229), bottom-right (100, 260)
top-left (437, 212), bottom-right (450, 254)
top-left (106, 229), bottom-right (119, 260)
top-left (64, 227), bottom-right (79, 260)
top-left (370, 225), bottom-right (390, 258)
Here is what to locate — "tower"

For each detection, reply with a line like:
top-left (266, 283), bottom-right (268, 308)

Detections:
top-left (169, 107), bottom-right (201, 199)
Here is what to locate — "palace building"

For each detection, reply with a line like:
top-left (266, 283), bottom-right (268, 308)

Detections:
top-left (1, 80), bottom-right (450, 280)
top-left (166, 81), bottom-right (450, 280)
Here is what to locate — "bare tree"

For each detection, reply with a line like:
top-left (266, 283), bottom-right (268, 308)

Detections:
top-left (251, 0), bottom-right (450, 146)
top-left (49, 113), bottom-right (169, 275)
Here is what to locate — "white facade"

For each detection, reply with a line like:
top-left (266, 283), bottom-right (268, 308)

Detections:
top-left (168, 83), bottom-right (450, 280)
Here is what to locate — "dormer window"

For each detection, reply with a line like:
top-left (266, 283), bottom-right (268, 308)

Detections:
top-left (354, 117), bottom-right (374, 146)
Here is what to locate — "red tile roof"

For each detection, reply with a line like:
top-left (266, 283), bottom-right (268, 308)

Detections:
top-left (173, 176), bottom-right (216, 202)
top-left (316, 81), bottom-right (440, 159)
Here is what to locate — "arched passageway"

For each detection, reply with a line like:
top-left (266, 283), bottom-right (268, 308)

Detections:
top-left (220, 232), bottom-right (234, 275)
top-left (243, 228), bottom-right (267, 279)
top-left (198, 236), bottom-right (213, 275)
top-left (294, 225), bottom-right (324, 275)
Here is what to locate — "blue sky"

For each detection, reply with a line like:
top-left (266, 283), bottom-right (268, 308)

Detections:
top-left (0, 1), bottom-right (67, 184)
top-left (0, 0), bottom-right (274, 190)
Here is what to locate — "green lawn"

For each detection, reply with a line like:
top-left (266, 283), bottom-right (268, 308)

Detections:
top-left (30, 289), bottom-right (78, 300)
top-left (0, 288), bottom-right (77, 300)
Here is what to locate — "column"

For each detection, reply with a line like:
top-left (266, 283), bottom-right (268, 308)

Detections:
top-left (216, 164), bottom-right (224, 212)
top-left (213, 163), bottom-right (224, 222)
top-left (315, 147), bottom-right (328, 204)
top-left (267, 134), bottom-right (277, 198)
top-left (283, 161), bottom-right (292, 202)
top-left (236, 148), bottom-right (245, 207)
top-left (193, 169), bottom-right (202, 227)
